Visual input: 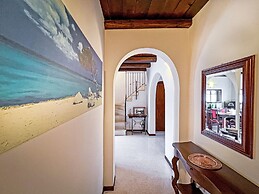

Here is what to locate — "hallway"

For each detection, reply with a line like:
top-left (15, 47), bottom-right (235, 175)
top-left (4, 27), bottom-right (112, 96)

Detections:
top-left (105, 132), bottom-right (173, 194)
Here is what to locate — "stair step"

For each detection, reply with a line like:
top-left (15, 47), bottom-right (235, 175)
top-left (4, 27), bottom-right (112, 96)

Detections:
top-left (115, 124), bottom-right (125, 130)
top-left (116, 109), bottom-right (124, 111)
top-left (115, 104), bottom-right (125, 108)
top-left (115, 104), bottom-right (125, 106)
top-left (115, 114), bottom-right (124, 117)
top-left (115, 109), bottom-right (124, 113)
top-left (115, 129), bottom-right (126, 136)
top-left (115, 114), bottom-right (124, 118)
top-left (115, 122), bottom-right (125, 127)
top-left (115, 126), bottom-right (125, 130)
top-left (115, 118), bottom-right (124, 122)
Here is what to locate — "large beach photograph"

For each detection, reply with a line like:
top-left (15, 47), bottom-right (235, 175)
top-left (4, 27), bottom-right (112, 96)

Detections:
top-left (0, 0), bottom-right (102, 154)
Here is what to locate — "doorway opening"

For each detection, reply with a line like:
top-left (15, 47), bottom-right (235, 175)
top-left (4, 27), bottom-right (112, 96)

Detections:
top-left (156, 80), bottom-right (165, 132)
top-left (108, 48), bottom-right (180, 187)
top-left (114, 48), bottom-right (180, 161)
top-left (114, 54), bottom-right (155, 136)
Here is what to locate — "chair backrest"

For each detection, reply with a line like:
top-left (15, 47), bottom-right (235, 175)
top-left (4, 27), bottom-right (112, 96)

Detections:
top-left (211, 109), bottom-right (218, 119)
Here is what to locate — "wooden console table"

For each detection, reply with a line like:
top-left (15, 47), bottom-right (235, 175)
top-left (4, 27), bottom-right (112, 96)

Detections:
top-left (172, 141), bottom-right (259, 194)
top-left (127, 114), bottom-right (147, 135)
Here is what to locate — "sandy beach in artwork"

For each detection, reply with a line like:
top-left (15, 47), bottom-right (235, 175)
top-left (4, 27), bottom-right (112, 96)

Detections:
top-left (0, 95), bottom-right (102, 154)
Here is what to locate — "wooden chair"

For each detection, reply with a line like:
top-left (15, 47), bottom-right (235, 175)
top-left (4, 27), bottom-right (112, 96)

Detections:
top-left (207, 109), bottom-right (221, 132)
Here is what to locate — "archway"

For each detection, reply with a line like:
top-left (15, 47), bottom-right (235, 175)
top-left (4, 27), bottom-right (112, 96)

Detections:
top-left (114, 48), bottom-right (180, 163)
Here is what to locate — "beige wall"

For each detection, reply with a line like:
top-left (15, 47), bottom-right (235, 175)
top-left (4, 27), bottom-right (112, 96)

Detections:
top-left (105, 0), bottom-right (259, 187)
top-left (189, 0), bottom-right (259, 185)
top-left (0, 0), bottom-right (105, 193)
top-left (104, 29), bottom-right (190, 185)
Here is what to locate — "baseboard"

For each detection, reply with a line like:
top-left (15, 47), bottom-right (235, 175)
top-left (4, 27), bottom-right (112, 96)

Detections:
top-left (146, 131), bottom-right (156, 136)
top-left (103, 185), bottom-right (114, 193)
top-left (126, 129), bottom-right (147, 135)
top-left (164, 155), bottom-right (173, 170)
top-left (103, 176), bottom-right (116, 193)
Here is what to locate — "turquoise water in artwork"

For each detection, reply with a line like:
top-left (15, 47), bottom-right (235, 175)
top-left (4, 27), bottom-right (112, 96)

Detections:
top-left (0, 40), bottom-right (99, 107)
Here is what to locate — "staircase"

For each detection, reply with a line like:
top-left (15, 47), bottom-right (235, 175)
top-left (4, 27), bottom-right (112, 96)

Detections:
top-left (115, 104), bottom-right (126, 136)
top-left (115, 71), bottom-right (147, 135)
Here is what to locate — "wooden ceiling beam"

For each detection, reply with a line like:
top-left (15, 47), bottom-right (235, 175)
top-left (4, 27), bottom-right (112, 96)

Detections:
top-left (99, 0), bottom-right (111, 19)
top-left (119, 68), bottom-right (147, 72)
top-left (124, 55), bottom-right (157, 63)
top-left (134, 0), bottom-right (152, 19)
top-left (105, 19), bottom-right (192, 29)
top-left (120, 63), bottom-right (151, 68)
top-left (173, 0), bottom-right (196, 17)
top-left (133, 54), bottom-right (156, 57)
top-left (159, 0), bottom-right (179, 18)
top-left (122, 0), bottom-right (137, 19)
top-left (109, 0), bottom-right (123, 18)
top-left (184, 0), bottom-right (209, 18)
top-left (147, 0), bottom-right (165, 18)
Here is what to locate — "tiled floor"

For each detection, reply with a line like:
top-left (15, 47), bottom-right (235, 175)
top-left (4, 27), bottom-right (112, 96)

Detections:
top-left (105, 132), bottom-right (174, 194)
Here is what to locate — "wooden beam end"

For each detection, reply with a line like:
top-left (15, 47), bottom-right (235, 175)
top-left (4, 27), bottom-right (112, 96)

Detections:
top-left (105, 19), bottom-right (192, 29)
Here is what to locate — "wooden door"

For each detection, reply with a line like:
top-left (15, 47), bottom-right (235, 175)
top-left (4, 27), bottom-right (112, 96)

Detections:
top-left (156, 81), bottom-right (165, 131)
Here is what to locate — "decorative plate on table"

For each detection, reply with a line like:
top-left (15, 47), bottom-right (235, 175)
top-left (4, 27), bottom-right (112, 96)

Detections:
top-left (188, 153), bottom-right (222, 170)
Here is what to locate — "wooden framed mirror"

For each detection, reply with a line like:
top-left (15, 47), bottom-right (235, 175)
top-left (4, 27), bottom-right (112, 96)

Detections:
top-left (201, 55), bottom-right (255, 158)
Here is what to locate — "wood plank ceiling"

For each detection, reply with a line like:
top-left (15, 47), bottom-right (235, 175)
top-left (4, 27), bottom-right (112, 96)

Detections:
top-left (119, 54), bottom-right (157, 71)
top-left (99, 0), bottom-right (209, 29)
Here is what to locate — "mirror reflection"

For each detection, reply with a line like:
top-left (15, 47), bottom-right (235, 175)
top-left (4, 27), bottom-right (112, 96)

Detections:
top-left (204, 68), bottom-right (242, 144)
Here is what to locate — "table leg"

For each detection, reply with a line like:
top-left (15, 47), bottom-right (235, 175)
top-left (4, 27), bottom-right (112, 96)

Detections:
top-left (223, 117), bottom-right (227, 128)
top-left (143, 117), bottom-right (146, 134)
top-left (172, 156), bottom-right (180, 194)
top-left (131, 118), bottom-right (133, 135)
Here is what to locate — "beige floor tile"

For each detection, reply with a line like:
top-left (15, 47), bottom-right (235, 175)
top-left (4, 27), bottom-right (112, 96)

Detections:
top-left (105, 132), bottom-right (174, 194)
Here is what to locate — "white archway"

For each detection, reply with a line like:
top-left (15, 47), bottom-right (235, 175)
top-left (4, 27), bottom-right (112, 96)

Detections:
top-left (148, 72), bottom-right (162, 134)
top-left (114, 48), bottom-right (180, 161)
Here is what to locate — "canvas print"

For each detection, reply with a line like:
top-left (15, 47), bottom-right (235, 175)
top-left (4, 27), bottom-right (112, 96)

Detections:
top-left (0, 0), bottom-right (102, 154)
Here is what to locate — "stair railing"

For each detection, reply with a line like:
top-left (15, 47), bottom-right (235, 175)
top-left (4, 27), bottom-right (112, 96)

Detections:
top-left (125, 71), bottom-right (146, 101)
top-left (124, 71), bottom-right (147, 130)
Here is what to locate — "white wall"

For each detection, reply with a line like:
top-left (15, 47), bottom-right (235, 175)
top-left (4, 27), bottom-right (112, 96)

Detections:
top-left (126, 89), bottom-right (147, 114)
top-left (0, 0), bottom-right (105, 193)
top-left (208, 76), bottom-right (235, 102)
top-left (115, 72), bottom-right (125, 104)
top-left (147, 56), bottom-right (180, 160)
top-left (190, 0), bottom-right (259, 185)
